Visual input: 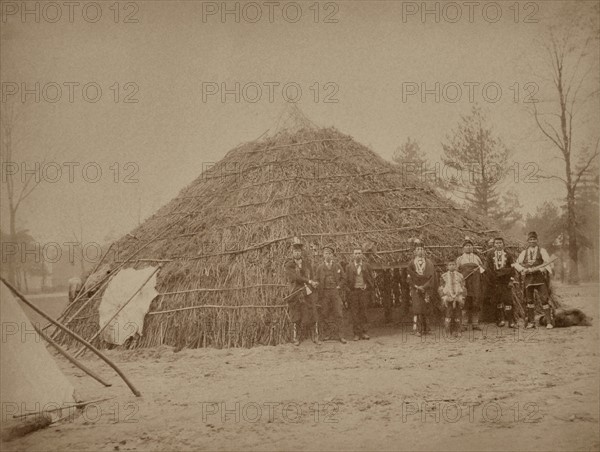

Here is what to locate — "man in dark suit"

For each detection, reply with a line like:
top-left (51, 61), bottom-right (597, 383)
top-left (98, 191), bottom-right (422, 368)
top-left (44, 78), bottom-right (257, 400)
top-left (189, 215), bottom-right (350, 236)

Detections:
top-left (284, 237), bottom-right (319, 345)
top-left (315, 244), bottom-right (347, 344)
top-left (344, 246), bottom-right (374, 341)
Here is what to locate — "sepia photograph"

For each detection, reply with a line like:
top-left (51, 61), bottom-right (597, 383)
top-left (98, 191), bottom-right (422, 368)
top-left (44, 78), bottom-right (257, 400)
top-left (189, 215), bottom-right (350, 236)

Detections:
top-left (1, 0), bottom-right (599, 450)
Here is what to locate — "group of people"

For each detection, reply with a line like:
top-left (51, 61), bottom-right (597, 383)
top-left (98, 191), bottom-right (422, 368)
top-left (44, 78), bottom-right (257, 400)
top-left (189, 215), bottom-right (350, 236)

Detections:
top-left (284, 231), bottom-right (554, 345)
top-left (284, 238), bottom-right (374, 344)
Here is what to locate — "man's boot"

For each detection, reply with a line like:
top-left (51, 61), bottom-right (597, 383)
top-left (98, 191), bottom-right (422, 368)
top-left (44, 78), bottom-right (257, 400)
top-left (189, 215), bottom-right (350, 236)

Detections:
top-left (312, 323), bottom-right (322, 344)
top-left (461, 310), bottom-right (468, 332)
top-left (497, 303), bottom-right (505, 327)
top-left (471, 313), bottom-right (481, 331)
top-left (336, 326), bottom-right (347, 344)
top-left (453, 316), bottom-right (462, 335)
top-left (542, 304), bottom-right (554, 329)
top-left (292, 323), bottom-right (300, 346)
top-left (505, 305), bottom-right (516, 328)
top-left (413, 315), bottom-right (420, 336)
top-left (526, 303), bottom-right (536, 328)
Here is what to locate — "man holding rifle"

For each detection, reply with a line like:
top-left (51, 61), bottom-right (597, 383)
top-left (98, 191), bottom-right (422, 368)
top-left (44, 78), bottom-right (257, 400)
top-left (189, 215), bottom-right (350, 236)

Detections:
top-left (513, 231), bottom-right (554, 329)
top-left (284, 237), bottom-right (320, 345)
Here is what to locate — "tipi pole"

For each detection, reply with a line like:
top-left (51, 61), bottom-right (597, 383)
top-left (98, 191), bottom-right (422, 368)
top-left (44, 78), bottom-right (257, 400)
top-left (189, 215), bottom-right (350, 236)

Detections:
top-left (33, 323), bottom-right (112, 388)
top-left (73, 265), bottom-right (162, 358)
top-left (45, 269), bottom-right (113, 337)
top-left (53, 243), bottom-right (115, 325)
top-left (49, 239), bottom-right (156, 337)
top-left (1, 277), bottom-right (142, 397)
top-left (52, 216), bottom-right (186, 335)
top-left (48, 277), bottom-right (108, 338)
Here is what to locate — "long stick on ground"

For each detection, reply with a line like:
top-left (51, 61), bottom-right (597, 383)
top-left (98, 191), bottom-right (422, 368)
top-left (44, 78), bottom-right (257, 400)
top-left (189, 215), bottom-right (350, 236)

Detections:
top-left (33, 324), bottom-right (112, 388)
top-left (73, 265), bottom-right (162, 358)
top-left (1, 277), bottom-right (141, 397)
top-left (13, 397), bottom-right (116, 419)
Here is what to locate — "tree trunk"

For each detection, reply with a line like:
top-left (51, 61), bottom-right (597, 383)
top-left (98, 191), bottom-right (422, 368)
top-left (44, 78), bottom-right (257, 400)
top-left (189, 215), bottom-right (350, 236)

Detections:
top-left (566, 189), bottom-right (579, 284)
top-left (8, 210), bottom-right (17, 285)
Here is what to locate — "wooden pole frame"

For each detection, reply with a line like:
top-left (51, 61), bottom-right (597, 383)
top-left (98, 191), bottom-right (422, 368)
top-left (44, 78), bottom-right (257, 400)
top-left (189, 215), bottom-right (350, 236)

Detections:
top-left (1, 277), bottom-right (141, 397)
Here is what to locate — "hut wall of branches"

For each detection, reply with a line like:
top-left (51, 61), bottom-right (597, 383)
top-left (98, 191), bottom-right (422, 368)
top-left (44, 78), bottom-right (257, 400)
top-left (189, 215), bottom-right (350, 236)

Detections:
top-left (56, 126), bottom-right (532, 350)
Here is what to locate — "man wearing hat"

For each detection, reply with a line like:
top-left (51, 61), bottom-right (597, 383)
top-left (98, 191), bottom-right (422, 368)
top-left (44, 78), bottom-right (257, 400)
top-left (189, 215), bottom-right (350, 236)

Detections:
top-left (344, 246), bottom-right (374, 340)
top-left (315, 243), bottom-right (347, 344)
top-left (485, 237), bottom-right (516, 328)
top-left (513, 231), bottom-right (554, 329)
top-left (284, 237), bottom-right (320, 345)
top-left (407, 239), bottom-right (436, 336)
top-left (456, 237), bottom-right (485, 330)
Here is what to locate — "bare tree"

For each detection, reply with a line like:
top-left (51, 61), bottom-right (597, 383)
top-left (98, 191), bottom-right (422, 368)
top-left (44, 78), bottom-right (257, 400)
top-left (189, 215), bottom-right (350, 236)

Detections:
top-left (532, 12), bottom-right (600, 283)
top-left (0, 103), bottom-right (45, 286)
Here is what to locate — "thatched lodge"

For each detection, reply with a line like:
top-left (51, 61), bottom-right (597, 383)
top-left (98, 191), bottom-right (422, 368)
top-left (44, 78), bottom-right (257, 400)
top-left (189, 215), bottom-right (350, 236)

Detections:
top-left (55, 113), bottom-right (523, 350)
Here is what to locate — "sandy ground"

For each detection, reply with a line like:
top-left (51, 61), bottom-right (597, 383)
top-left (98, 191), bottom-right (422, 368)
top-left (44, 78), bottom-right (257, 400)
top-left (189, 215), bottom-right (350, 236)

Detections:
top-left (3, 283), bottom-right (599, 451)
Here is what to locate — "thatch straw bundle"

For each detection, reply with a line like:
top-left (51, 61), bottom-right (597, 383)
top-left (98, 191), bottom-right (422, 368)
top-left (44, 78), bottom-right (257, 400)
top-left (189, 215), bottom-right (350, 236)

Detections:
top-left (56, 124), bottom-right (524, 349)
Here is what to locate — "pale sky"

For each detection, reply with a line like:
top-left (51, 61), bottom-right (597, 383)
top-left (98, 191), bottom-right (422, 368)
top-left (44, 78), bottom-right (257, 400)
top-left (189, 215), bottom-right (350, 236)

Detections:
top-left (1, 0), bottom-right (598, 244)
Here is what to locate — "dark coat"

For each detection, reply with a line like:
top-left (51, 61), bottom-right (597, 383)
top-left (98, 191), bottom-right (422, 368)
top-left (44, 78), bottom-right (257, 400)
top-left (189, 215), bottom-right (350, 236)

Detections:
top-left (284, 258), bottom-right (312, 293)
top-left (344, 261), bottom-right (374, 290)
top-left (407, 257), bottom-right (436, 314)
top-left (406, 257), bottom-right (436, 292)
top-left (315, 261), bottom-right (345, 290)
top-left (485, 250), bottom-right (514, 286)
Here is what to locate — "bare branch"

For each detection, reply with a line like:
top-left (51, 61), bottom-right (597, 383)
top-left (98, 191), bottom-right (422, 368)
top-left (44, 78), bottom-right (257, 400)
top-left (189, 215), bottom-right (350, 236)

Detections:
top-left (13, 157), bottom-right (46, 211)
top-left (532, 103), bottom-right (565, 152)
top-left (573, 141), bottom-right (600, 190)
top-left (538, 173), bottom-right (568, 187)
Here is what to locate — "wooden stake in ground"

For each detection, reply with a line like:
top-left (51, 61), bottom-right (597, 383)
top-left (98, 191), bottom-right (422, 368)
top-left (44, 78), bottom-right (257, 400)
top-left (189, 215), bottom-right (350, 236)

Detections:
top-left (1, 277), bottom-right (142, 397)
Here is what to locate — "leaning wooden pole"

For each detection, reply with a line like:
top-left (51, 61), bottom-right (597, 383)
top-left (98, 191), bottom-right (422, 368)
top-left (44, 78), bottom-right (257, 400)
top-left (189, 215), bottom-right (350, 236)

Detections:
top-left (33, 323), bottom-right (112, 388)
top-left (48, 277), bottom-right (109, 338)
top-left (50, 218), bottom-right (185, 335)
top-left (1, 277), bottom-right (141, 397)
top-left (53, 243), bottom-right (115, 324)
top-left (48, 242), bottom-right (148, 337)
top-left (73, 265), bottom-right (162, 358)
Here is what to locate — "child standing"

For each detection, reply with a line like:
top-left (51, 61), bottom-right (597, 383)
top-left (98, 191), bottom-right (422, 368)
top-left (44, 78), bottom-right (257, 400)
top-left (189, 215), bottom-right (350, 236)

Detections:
top-left (438, 260), bottom-right (466, 334)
